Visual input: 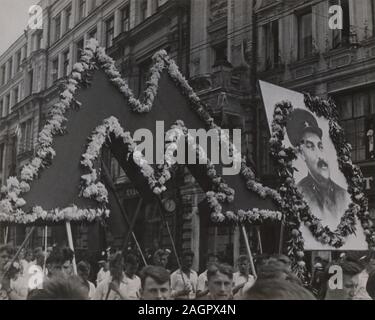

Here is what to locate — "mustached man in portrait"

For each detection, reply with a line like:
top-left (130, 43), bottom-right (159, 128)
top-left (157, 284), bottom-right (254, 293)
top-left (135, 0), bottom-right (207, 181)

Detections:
top-left (286, 108), bottom-right (366, 250)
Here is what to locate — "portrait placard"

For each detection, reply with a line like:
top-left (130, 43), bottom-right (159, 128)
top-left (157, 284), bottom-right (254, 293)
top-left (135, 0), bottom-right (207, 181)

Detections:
top-left (259, 80), bottom-right (368, 250)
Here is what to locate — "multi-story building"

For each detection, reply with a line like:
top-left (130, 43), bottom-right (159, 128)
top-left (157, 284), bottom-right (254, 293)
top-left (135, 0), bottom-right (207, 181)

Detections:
top-left (0, 0), bottom-right (193, 266)
top-left (1, 0), bottom-right (373, 271)
top-left (254, 0), bottom-right (375, 222)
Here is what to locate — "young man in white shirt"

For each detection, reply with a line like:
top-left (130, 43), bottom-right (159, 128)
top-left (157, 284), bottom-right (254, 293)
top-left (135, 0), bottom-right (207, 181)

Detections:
top-left (140, 265), bottom-right (171, 300)
top-left (196, 253), bottom-right (219, 299)
top-left (94, 252), bottom-right (128, 300)
top-left (122, 254), bottom-right (141, 300)
top-left (170, 251), bottom-right (198, 300)
top-left (232, 255), bottom-right (255, 299)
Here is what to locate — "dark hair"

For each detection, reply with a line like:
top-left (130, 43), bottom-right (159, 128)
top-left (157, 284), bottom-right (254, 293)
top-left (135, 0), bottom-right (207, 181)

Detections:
top-left (46, 248), bottom-right (64, 266)
top-left (366, 269), bottom-right (375, 299)
top-left (338, 260), bottom-right (364, 276)
top-left (140, 265), bottom-right (170, 288)
top-left (207, 263), bottom-right (233, 281)
top-left (237, 255), bottom-right (249, 263)
top-left (244, 278), bottom-right (316, 300)
top-left (207, 253), bottom-right (219, 260)
top-left (0, 244), bottom-right (13, 255)
top-left (77, 261), bottom-right (91, 274)
top-left (124, 253), bottom-right (139, 266)
top-left (62, 247), bottom-right (74, 263)
top-left (27, 277), bottom-right (88, 300)
top-left (181, 250), bottom-right (194, 259)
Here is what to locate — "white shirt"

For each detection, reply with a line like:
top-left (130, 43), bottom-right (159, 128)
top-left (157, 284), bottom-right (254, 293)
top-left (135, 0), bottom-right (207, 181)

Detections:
top-left (353, 269), bottom-right (372, 300)
top-left (93, 273), bottom-right (140, 300)
top-left (93, 275), bottom-right (129, 300)
top-left (197, 270), bottom-right (208, 293)
top-left (96, 268), bottom-right (110, 286)
top-left (170, 269), bottom-right (198, 299)
top-left (87, 281), bottom-right (96, 300)
top-left (232, 272), bottom-right (255, 299)
top-left (122, 274), bottom-right (141, 300)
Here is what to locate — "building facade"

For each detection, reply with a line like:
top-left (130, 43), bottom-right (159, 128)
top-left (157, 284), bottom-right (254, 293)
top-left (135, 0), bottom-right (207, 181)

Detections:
top-left (0, 0), bottom-right (374, 271)
top-left (255, 0), bottom-right (375, 220)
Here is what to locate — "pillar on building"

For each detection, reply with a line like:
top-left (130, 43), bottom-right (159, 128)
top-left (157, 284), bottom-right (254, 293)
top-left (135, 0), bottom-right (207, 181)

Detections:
top-left (147, 0), bottom-right (153, 18)
top-left (233, 225), bottom-right (240, 266)
top-left (129, 0), bottom-right (136, 29)
top-left (61, 10), bottom-right (67, 36)
top-left (114, 9), bottom-right (121, 38)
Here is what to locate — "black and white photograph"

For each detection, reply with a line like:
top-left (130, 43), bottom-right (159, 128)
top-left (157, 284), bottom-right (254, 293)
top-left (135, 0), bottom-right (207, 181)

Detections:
top-left (260, 80), bottom-right (368, 251)
top-left (0, 0), bottom-right (374, 306)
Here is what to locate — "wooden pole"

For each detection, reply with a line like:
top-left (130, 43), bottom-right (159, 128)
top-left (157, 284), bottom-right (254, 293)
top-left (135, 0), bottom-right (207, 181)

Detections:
top-left (278, 218), bottom-right (285, 254)
top-left (241, 225), bottom-right (257, 278)
top-left (213, 226), bottom-right (218, 256)
top-left (65, 222), bottom-right (77, 275)
top-left (4, 226), bottom-right (9, 244)
top-left (156, 197), bottom-right (186, 287)
top-left (43, 226), bottom-right (48, 274)
top-left (101, 161), bottom-right (147, 266)
top-left (256, 227), bottom-right (263, 254)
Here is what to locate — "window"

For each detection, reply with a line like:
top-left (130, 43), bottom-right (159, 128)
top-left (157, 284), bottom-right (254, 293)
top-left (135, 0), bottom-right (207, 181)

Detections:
top-left (34, 32), bottom-right (43, 50)
top-left (105, 16), bottom-right (114, 48)
top-left (0, 144), bottom-right (4, 171)
top-left (264, 20), bottom-right (279, 70)
top-left (140, 0), bottom-right (147, 22)
top-left (54, 15), bottom-right (61, 42)
top-left (337, 89), bottom-right (375, 162)
top-left (88, 27), bottom-right (97, 40)
top-left (121, 6), bottom-right (130, 32)
top-left (52, 57), bottom-right (59, 82)
top-left (76, 38), bottom-right (84, 62)
top-left (297, 11), bottom-right (312, 60)
top-left (0, 99), bottom-right (3, 118)
top-left (0, 65), bottom-right (5, 85)
top-left (15, 50), bottom-right (22, 72)
top-left (372, 0), bottom-right (375, 36)
top-left (5, 93), bottom-right (10, 114)
top-left (330, 0), bottom-right (350, 49)
top-left (65, 5), bottom-right (72, 31)
top-left (63, 49), bottom-right (70, 77)
top-left (78, 0), bottom-right (86, 21)
top-left (13, 87), bottom-right (19, 105)
top-left (213, 43), bottom-right (228, 66)
top-left (89, 0), bottom-right (97, 13)
top-left (28, 69), bottom-right (34, 94)
top-left (19, 119), bottom-right (34, 154)
top-left (138, 59), bottom-right (152, 97)
top-left (8, 58), bottom-right (13, 81)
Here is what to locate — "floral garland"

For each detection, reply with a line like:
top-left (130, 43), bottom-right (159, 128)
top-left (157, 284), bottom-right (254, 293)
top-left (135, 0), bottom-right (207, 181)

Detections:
top-left (269, 98), bottom-right (375, 275)
top-left (80, 116), bottom-right (172, 203)
top-left (0, 38), bottom-right (280, 226)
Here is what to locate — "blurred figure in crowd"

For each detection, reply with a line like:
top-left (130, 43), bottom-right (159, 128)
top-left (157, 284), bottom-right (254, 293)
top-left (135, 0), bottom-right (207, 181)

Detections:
top-left (324, 259), bottom-right (365, 300)
top-left (96, 259), bottom-right (110, 286)
top-left (28, 277), bottom-right (88, 300)
top-left (77, 261), bottom-right (96, 299)
top-left (244, 278), bottom-right (316, 300)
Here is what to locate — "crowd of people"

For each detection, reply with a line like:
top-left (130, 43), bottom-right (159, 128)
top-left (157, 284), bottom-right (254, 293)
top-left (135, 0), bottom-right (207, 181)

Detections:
top-left (1, 243), bottom-right (375, 300)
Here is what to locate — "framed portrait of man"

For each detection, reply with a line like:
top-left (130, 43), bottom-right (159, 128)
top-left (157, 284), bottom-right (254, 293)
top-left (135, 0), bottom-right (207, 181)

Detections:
top-left (259, 81), bottom-right (367, 251)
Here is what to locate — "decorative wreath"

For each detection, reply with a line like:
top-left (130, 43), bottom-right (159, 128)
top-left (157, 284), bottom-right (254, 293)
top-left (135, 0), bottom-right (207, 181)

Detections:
top-left (269, 96), bottom-right (375, 276)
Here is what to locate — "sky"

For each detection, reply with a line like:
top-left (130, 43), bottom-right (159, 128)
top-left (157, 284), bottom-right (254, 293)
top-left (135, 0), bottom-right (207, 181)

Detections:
top-left (0, 0), bottom-right (39, 56)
